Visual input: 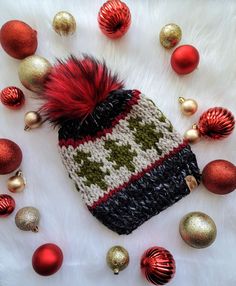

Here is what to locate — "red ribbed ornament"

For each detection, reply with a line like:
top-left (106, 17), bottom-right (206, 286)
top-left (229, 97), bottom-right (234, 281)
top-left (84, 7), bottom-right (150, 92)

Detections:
top-left (98, 0), bottom-right (131, 39)
top-left (0, 194), bottom-right (15, 217)
top-left (0, 86), bottom-right (25, 109)
top-left (141, 247), bottom-right (176, 286)
top-left (198, 107), bottom-right (235, 140)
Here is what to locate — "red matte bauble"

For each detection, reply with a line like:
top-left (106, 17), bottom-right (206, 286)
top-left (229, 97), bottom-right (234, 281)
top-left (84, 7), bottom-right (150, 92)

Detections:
top-left (32, 243), bottom-right (63, 276)
top-left (202, 160), bottom-right (236, 195)
top-left (141, 246), bottom-right (176, 285)
top-left (0, 20), bottom-right (37, 59)
top-left (0, 86), bottom-right (25, 109)
top-left (171, 45), bottom-right (200, 74)
top-left (198, 107), bottom-right (235, 140)
top-left (0, 139), bottom-right (22, 175)
top-left (0, 194), bottom-right (15, 217)
top-left (98, 0), bottom-right (131, 39)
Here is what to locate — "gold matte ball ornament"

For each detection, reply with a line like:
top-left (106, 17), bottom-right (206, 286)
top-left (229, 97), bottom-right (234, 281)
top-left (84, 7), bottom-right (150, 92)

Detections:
top-left (53, 11), bottom-right (76, 36)
top-left (7, 170), bottom-right (26, 193)
top-left (184, 125), bottom-right (200, 144)
top-left (159, 23), bottom-right (182, 49)
top-left (15, 206), bottom-right (40, 232)
top-left (179, 97), bottom-right (198, 116)
top-left (18, 55), bottom-right (52, 92)
top-left (179, 211), bottom-right (217, 248)
top-left (24, 111), bottom-right (42, 131)
top-left (106, 246), bottom-right (129, 274)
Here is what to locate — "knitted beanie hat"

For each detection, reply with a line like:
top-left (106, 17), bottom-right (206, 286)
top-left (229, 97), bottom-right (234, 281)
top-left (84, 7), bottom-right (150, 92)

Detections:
top-left (40, 56), bottom-right (200, 235)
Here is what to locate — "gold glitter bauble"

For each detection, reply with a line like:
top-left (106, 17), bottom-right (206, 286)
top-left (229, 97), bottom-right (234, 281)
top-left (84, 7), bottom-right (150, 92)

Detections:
top-left (53, 11), bottom-right (76, 36)
top-left (179, 97), bottom-right (198, 116)
top-left (184, 125), bottom-right (200, 143)
top-left (159, 23), bottom-right (182, 49)
top-left (106, 246), bottom-right (129, 274)
top-left (18, 55), bottom-right (52, 92)
top-left (7, 170), bottom-right (26, 193)
top-left (179, 211), bottom-right (217, 248)
top-left (15, 207), bottom-right (40, 232)
top-left (24, 111), bottom-right (42, 131)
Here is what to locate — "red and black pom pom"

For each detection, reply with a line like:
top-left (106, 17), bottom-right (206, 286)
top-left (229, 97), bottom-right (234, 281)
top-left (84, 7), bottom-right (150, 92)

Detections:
top-left (40, 56), bottom-right (123, 126)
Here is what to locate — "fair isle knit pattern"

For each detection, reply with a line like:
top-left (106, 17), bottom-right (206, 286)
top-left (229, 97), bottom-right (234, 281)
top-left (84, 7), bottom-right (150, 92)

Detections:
top-left (58, 90), bottom-right (200, 234)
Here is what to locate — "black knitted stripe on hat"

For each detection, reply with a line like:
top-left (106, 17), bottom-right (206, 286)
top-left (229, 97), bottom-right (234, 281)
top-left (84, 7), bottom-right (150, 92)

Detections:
top-left (58, 89), bottom-right (134, 141)
top-left (90, 144), bottom-right (200, 235)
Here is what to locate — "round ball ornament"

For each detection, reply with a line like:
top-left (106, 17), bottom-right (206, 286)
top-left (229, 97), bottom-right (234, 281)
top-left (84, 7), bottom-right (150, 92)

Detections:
top-left (24, 111), bottom-right (42, 130)
top-left (141, 246), bottom-right (176, 285)
top-left (184, 125), bottom-right (200, 144)
top-left (7, 170), bottom-right (26, 193)
top-left (0, 194), bottom-right (15, 217)
top-left (179, 97), bottom-right (198, 116)
top-left (32, 243), bottom-right (63, 276)
top-left (171, 45), bottom-right (200, 75)
top-left (179, 211), bottom-right (217, 248)
top-left (52, 11), bottom-right (76, 36)
top-left (106, 246), bottom-right (129, 274)
top-left (202, 160), bottom-right (236, 195)
top-left (18, 55), bottom-right (52, 92)
top-left (15, 207), bottom-right (40, 232)
top-left (0, 20), bottom-right (37, 59)
top-left (98, 0), bottom-right (131, 39)
top-left (0, 87), bottom-right (25, 109)
top-left (159, 23), bottom-right (182, 49)
top-left (0, 139), bottom-right (22, 175)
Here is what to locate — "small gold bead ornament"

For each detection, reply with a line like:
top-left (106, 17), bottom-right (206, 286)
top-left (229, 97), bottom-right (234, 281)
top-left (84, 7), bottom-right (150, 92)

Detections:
top-left (24, 111), bottom-right (42, 131)
top-left (106, 246), bottom-right (129, 275)
top-left (179, 97), bottom-right (198, 116)
top-left (7, 170), bottom-right (26, 193)
top-left (184, 124), bottom-right (201, 144)
top-left (53, 11), bottom-right (76, 36)
top-left (159, 23), bottom-right (182, 49)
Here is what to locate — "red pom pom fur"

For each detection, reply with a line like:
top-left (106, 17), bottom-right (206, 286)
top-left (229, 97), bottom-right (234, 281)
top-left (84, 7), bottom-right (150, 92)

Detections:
top-left (40, 56), bottom-right (123, 126)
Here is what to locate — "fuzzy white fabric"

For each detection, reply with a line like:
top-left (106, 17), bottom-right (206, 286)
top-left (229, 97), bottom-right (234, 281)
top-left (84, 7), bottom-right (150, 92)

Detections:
top-left (0, 1), bottom-right (236, 285)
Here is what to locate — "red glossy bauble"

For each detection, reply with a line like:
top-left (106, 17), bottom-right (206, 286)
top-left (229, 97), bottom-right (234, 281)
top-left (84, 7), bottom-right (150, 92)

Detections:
top-left (141, 246), bottom-right (176, 286)
top-left (0, 20), bottom-right (37, 59)
top-left (0, 86), bottom-right (25, 109)
top-left (32, 243), bottom-right (63, 276)
top-left (0, 139), bottom-right (22, 175)
top-left (0, 194), bottom-right (15, 217)
top-left (202, 160), bottom-right (236, 195)
top-left (171, 45), bottom-right (199, 75)
top-left (198, 107), bottom-right (235, 140)
top-left (98, 0), bottom-right (131, 39)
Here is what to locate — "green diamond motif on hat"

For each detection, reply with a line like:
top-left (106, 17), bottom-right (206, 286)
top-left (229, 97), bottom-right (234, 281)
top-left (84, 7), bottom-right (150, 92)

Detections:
top-left (104, 139), bottom-right (137, 172)
top-left (73, 150), bottom-right (108, 190)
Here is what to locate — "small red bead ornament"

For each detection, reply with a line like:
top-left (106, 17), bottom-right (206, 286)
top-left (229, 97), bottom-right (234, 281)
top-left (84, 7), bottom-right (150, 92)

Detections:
top-left (0, 86), bottom-right (25, 109)
top-left (141, 246), bottom-right (176, 285)
top-left (0, 194), bottom-right (15, 217)
top-left (32, 243), bottom-right (63, 276)
top-left (171, 45), bottom-right (200, 74)
top-left (98, 0), bottom-right (131, 39)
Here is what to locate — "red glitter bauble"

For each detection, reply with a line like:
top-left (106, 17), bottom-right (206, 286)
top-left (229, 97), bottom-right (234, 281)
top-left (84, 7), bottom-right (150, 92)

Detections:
top-left (202, 160), bottom-right (236, 195)
top-left (32, 243), bottom-right (63, 276)
top-left (0, 20), bottom-right (37, 59)
top-left (0, 194), bottom-right (15, 217)
top-left (0, 86), bottom-right (25, 109)
top-left (141, 246), bottom-right (176, 286)
top-left (171, 45), bottom-right (200, 74)
top-left (98, 0), bottom-right (131, 39)
top-left (198, 107), bottom-right (235, 140)
top-left (0, 139), bottom-right (22, 175)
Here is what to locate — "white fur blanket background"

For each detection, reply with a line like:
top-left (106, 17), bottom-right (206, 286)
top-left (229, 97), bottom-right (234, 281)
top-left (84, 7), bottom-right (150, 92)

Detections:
top-left (0, 0), bottom-right (236, 285)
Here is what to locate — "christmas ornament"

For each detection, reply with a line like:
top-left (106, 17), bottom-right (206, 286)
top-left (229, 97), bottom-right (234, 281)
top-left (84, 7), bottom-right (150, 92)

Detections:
top-left (0, 138), bottom-right (22, 175)
top-left (0, 86), bottom-right (25, 110)
top-left (185, 107), bottom-right (235, 143)
top-left (24, 111), bottom-right (42, 131)
top-left (32, 243), bottom-right (63, 276)
top-left (141, 246), bottom-right (176, 286)
top-left (18, 55), bottom-right (52, 92)
top-left (52, 11), bottom-right (76, 36)
top-left (0, 20), bottom-right (37, 59)
top-left (178, 97), bottom-right (198, 116)
top-left (7, 170), bottom-right (26, 193)
top-left (38, 55), bottom-right (200, 235)
top-left (159, 23), bottom-right (182, 49)
top-left (202, 160), bottom-right (236, 195)
top-left (179, 211), bottom-right (217, 248)
top-left (98, 0), bottom-right (131, 39)
top-left (106, 246), bottom-right (129, 274)
top-left (15, 207), bottom-right (40, 232)
top-left (0, 194), bottom-right (15, 217)
top-left (171, 45), bottom-right (200, 75)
